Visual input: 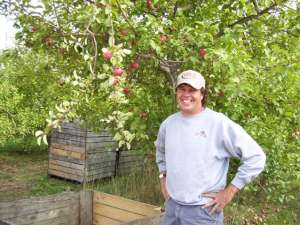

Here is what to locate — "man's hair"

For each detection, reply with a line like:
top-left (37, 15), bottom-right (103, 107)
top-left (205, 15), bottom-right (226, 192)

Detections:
top-left (200, 87), bottom-right (208, 107)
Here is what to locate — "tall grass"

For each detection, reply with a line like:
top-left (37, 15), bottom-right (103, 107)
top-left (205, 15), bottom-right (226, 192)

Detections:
top-left (85, 156), bottom-right (163, 206)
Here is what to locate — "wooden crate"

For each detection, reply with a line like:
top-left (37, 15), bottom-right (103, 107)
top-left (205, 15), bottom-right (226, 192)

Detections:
top-left (49, 122), bottom-right (144, 183)
top-left (49, 122), bottom-right (117, 183)
top-left (93, 192), bottom-right (160, 225)
top-left (0, 191), bottom-right (161, 225)
top-left (0, 191), bottom-right (92, 225)
top-left (117, 151), bottom-right (144, 176)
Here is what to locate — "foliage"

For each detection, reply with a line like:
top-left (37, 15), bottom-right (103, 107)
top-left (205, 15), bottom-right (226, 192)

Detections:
top-left (0, 0), bottom-right (300, 203)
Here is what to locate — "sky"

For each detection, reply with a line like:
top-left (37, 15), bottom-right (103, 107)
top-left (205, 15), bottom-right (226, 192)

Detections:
top-left (0, 15), bottom-right (16, 50)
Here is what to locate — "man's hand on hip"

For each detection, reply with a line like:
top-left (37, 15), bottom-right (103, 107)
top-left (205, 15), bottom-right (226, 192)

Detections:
top-left (202, 184), bottom-right (239, 214)
top-left (160, 176), bottom-right (170, 201)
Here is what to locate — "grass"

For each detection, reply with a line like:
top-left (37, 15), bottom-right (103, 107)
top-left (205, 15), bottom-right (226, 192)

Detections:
top-left (0, 138), bottom-right (81, 201)
top-left (0, 138), bottom-right (299, 224)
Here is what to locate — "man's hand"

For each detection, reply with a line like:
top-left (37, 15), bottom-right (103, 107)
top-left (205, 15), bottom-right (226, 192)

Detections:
top-left (202, 184), bottom-right (239, 214)
top-left (160, 176), bottom-right (170, 201)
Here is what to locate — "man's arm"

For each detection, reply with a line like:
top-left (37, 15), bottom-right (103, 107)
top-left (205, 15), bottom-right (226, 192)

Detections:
top-left (159, 173), bottom-right (170, 200)
top-left (203, 115), bottom-right (266, 214)
top-left (155, 122), bottom-right (169, 200)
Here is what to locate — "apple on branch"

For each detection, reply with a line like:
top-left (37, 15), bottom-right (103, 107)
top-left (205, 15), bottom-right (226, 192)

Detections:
top-left (102, 48), bottom-right (113, 60)
top-left (199, 48), bottom-right (206, 58)
top-left (113, 68), bottom-right (124, 77)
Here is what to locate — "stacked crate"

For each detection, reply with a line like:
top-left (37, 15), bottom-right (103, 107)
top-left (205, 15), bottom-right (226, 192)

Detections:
top-left (48, 122), bottom-right (144, 183)
top-left (49, 122), bottom-right (117, 182)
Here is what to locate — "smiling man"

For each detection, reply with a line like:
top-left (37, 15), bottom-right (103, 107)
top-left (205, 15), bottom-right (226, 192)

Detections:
top-left (155, 70), bottom-right (266, 225)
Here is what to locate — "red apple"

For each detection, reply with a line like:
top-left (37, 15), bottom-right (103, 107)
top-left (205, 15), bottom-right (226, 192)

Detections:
top-left (147, 0), bottom-right (153, 9)
top-left (120, 30), bottom-right (128, 36)
top-left (199, 48), bottom-right (206, 58)
top-left (123, 87), bottom-right (130, 95)
top-left (218, 91), bottom-right (225, 97)
top-left (113, 68), bottom-right (124, 76)
top-left (160, 35), bottom-right (167, 43)
top-left (139, 112), bottom-right (148, 119)
top-left (31, 26), bottom-right (37, 32)
top-left (103, 50), bottom-right (113, 60)
top-left (129, 61), bottom-right (139, 69)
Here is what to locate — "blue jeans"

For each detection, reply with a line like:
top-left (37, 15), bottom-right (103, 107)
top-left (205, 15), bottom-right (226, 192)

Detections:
top-left (164, 198), bottom-right (223, 225)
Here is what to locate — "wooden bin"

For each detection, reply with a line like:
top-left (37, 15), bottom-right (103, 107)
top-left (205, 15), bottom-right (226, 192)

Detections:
top-left (49, 122), bottom-right (144, 183)
top-left (0, 191), bottom-right (161, 225)
top-left (49, 122), bottom-right (117, 183)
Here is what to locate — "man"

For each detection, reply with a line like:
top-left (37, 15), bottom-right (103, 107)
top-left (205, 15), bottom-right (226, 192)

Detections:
top-left (155, 70), bottom-right (266, 225)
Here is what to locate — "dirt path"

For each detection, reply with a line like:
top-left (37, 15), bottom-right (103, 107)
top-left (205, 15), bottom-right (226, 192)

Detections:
top-left (0, 151), bottom-right (48, 201)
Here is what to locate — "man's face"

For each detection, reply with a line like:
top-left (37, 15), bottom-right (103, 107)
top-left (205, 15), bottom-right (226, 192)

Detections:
top-left (176, 84), bottom-right (203, 116)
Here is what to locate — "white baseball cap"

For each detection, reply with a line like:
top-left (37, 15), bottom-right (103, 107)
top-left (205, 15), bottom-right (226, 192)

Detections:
top-left (176, 70), bottom-right (205, 90)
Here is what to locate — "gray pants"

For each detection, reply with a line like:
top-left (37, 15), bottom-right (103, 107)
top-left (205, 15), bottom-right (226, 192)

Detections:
top-left (164, 198), bottom-right (223, 225)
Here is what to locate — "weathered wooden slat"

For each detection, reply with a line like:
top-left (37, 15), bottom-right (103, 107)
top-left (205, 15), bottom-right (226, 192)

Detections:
top-left (51, 137), bottom-right (85, 147)
top-left (49, 163), bottom-right (83, 176)
top-left (93, 214), bottom-right (121, 225)
top-left (86, 172), bottom-right (115, 181)
top-left (118, 157), bottom-right (144, 163)
top-left (86, 137), bottom-right (115, 143)
top-left (6, 204), bottom-right (78, 225)
top-left (49, 159), bottom-right (84, 170)
top-left (93, 192), bottom-right (160, 217)
top-left (0, 192), bottom-right (79, 216)
top-left (86, 160), bottom-right (115, 170)
top-left (80, 191), bottom-right (93, 225)
top-left (86, 166), bottom-right (115, 176)
top-left (49, 154), bottom-right (85, 165)
top-left (51, 143), bottom-right (85, 153)
top-left (118, 151), bottom-right (143, 157)
top-left (48, 169), bottom-right (84, 182)
top-left (86, 142), bottom-right (117, 151)
top-left (29, 214), bottom-right (79, 225)
top-left (93, 204), bottom-right (144, 223)
top-left (50, 148), bottom-right (85, 160)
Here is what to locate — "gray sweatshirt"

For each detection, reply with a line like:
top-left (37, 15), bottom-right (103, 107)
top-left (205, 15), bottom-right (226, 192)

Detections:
top-left (155, 108), bottom-right (266, 205)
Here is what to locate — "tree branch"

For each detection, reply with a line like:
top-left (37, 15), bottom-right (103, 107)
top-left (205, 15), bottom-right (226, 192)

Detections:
top-left (217, 3), bottom-right (277, 37)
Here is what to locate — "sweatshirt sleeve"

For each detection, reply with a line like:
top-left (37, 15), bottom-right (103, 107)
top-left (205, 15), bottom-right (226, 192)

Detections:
top-left (221, 115), bottom-right (266, 189)
top-left (155, 121), bottom-right (167, 173)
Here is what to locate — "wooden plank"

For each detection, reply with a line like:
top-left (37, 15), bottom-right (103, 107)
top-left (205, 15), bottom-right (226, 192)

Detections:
top-left (49, 163), bottom-right (83, 176)
top-left (118, 151), bottom-right (143, 157)
top-left (30, 214), bottom-right (79, 225)
top-left (0, 192), bottom-right (79, 216)
top-left (86, 142), bottom-right (117, 151)
top-left (93, 204), bottom-right (144, 223)
top-left (86, 136), bottom-right (115, 143)
top-left (51, 137), bottom-right (85, 147)
top-left (85, 172), bottom-right (115, 181)
top-left (118, 157), bottom-right (144, 163)
top-left (48, 169), bottom-right (84, 182)
top-left (79, 191), bottom-right (92, 225)
top-left (93, 192), bottom-right (160, 217)
top-left (86, 160), bottom-right (115, 170)
top-left (4, 202), bottom-right (79, 225)
top-left (87, 151), bottom-right (116, 161)
top-left (51, 143), bottom-right (85, 153)
top-left (93, 214), bottom-right (121, 225)
top-left (50, 147), bottom-right (85, 160)
top-left (49, 154), bottom-right (85, 165)
top-left (49, 159), bottom-right (84, 170)
top-left (86, 166), bottom-right (115, 176)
